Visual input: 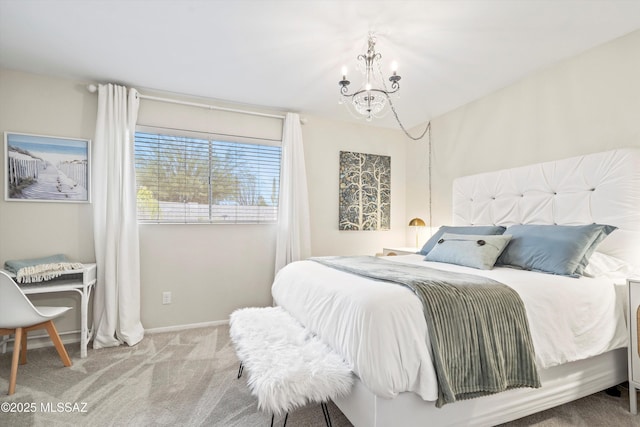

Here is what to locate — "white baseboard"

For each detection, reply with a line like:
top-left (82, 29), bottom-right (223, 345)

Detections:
top-left (1, 320), bottom-right (229, 354)
top-left (144, 319), bottom-right (229, 334)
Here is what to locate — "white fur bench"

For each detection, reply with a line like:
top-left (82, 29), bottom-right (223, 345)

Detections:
top-left (229, 306), bottom-right (353, 427)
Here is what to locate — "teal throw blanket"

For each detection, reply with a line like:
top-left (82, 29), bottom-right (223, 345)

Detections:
top-left (4, 254), bottom-right (83, 284)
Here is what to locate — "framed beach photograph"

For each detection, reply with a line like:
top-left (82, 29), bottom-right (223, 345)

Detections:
top-left (5, 132), bottom-right (91, 203)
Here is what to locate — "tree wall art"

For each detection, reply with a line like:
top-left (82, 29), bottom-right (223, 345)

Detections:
top-left (339, 151), bottom-right (390, 231)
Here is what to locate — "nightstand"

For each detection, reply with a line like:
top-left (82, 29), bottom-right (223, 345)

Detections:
top-left (382, 247), bottom-right (419, 256)
top-left (628, 278), bottom-right (640, 414)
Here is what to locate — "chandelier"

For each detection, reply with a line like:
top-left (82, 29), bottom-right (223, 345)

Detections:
top-left (338, 34), bottom-right (429, 140)
top-left (338, 34), bottom-right (400, 121)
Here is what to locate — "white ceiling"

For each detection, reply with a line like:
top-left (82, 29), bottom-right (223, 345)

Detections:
top-left (1, 0), bottom-right (640, 130)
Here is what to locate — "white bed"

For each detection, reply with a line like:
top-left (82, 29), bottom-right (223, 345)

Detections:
top-left (272, 148), bottom-right (640, 426)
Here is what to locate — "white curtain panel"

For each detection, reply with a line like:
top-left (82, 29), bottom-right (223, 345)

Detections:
top-left (274, 113), bottom-right (312, 273)
top-left (92, 83), bottom-right (144, 349)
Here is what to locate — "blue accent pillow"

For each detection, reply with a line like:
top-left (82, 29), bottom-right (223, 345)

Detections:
top-left (419, 225), bottom-right (506, 255)
top-left (496, 224), bottom-right (617, 277)
top-left (424, 233), bottom-right (512, 270)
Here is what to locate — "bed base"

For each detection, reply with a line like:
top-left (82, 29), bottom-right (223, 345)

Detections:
top-left (333, 348), bottom-right (627, 427)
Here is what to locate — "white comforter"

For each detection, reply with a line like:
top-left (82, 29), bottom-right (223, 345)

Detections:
top-left (271, 255), bottom-right (628, 401)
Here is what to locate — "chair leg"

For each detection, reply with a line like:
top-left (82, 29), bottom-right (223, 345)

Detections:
top-left (8, 327), bottom-right (22, 395)
top-left (20, 329), bottom-right (27, 365)
top-left (44, 320), bottom-right (71, 367)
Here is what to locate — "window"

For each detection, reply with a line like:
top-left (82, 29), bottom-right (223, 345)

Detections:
top-left (134, 127), bottom-right (281, 223)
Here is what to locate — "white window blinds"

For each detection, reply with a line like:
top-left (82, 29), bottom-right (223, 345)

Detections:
top-left (134, 129), bottom-right (281, 224)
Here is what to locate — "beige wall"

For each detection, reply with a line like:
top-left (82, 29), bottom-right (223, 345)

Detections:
top-left (302, 115), bottom-right (408, 256)
top-left (407, 30), bottom-right (640, 229)
top-left (0, 69), bottom-right (96, 335)
top-left (0, 68), bottom-right (407, 335)
top-left (138, 223), bottom-right (278, 329)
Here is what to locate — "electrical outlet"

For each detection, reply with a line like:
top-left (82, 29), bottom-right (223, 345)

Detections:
top-left (162, 291), bottom-right (172, 305)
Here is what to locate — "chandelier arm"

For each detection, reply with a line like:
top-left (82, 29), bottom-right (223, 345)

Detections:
top-left (340, 87), bottom-right (400, 98)
top-left (369, 87), bottom-right (399, 95)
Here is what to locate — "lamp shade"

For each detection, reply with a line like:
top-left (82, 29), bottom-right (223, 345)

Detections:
top-left (408, 218), bottom-right (426, 227)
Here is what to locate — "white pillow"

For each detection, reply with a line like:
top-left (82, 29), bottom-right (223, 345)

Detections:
top-left (424, 233), bottom-right (512, 270)
top-left (583, 251), bottom-right (640, 278)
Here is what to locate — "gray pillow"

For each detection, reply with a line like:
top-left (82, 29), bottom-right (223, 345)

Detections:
top-left (496, 224), bottom-right (617, 277)
top-left (424, 233), bottom-right (512, 270)
top-left (419, 225), bottom-right (506, 255)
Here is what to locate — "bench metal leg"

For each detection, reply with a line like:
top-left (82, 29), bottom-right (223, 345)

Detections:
top-left (269, 405), bottom-right (327, 427)
top-left (270, 412), bottom-right (288, 427)
top-left (321, 401), bottom-right (332, 427)
top-left (237, 362), bottom-right (244, 379)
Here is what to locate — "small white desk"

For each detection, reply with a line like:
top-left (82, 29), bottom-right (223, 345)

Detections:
top-left (1, 264), bottom-right (97, 358)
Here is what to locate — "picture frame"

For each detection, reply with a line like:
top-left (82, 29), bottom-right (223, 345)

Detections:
top-left (338, 151), bottom-right (391, 231)
top-left (4, 132), bottom-right (91, 203)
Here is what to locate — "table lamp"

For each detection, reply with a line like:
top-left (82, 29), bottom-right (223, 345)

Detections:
top-left (408, 217), bottom-right (426, 248)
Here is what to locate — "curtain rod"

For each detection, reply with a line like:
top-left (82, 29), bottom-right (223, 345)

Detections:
top-left (86, 84), bottom-right (287, 120)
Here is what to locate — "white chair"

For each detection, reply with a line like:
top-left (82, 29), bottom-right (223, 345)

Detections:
top-left (0, 270), bottom-right (72, 395)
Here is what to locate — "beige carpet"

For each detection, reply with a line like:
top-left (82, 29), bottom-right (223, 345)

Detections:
top-left (0, 325), bottom-right (638, 426)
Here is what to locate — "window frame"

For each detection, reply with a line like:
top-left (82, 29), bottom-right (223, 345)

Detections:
top-left (134, 125), bottom-right (282, 225)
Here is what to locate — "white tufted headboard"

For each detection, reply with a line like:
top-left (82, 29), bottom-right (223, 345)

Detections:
top-left (453, 148), bottom-right (640, 267)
